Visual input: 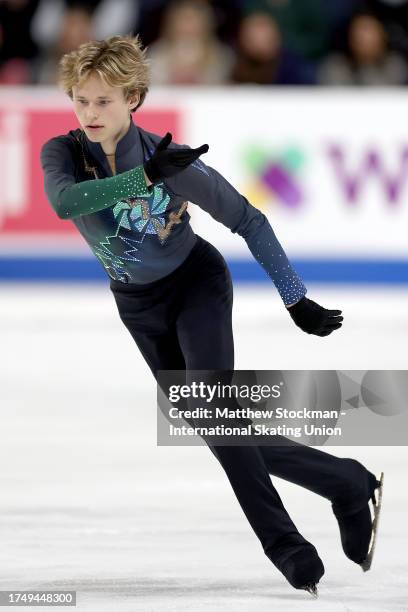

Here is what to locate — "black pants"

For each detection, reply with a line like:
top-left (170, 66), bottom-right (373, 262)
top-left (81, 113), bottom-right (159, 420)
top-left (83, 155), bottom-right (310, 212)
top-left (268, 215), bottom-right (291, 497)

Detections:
top-left (110, 234), bottom-right (377, 565)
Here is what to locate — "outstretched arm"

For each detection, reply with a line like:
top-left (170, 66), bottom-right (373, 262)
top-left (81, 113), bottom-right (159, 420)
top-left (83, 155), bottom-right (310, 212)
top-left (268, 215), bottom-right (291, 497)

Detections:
top-left (164, 150), bottom-right (343, 335)
top-left (40, 137), bottom-right (150, 219)
top-left (40, 132), bottom-right (208, 220)
top-left (165, 157), bottom-right (306, 306)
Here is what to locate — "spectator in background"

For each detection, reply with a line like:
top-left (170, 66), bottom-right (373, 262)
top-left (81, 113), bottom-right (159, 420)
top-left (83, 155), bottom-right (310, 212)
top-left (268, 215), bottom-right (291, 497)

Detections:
top-left (147, 0), bottom-right (234, 85)
top-left (244, 0), bottom-right (332, 62)
top-left (0, 0), bottom-right (40, 83)
top-left (324, 0), bottom-right (366, 52)
top-left (31, 0), bottom-right (139, 54)
top-left (366, 0), bottom-right (408, 59)
top-left (230, 12), bottom-right (316, 85)
top-left (319, 12), bottom-right (408, 85)
top-left (32, 5), bottom-right (94, 84)
top-left (137, 0), bottom-right (245, 48)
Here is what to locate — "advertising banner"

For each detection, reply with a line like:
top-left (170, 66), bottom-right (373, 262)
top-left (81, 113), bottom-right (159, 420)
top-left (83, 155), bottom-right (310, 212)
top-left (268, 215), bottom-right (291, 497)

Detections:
top-left (1, 87), bottom-right (408, 281)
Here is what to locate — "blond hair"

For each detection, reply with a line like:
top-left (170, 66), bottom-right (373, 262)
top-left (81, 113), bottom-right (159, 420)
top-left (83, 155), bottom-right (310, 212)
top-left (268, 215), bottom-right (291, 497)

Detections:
top-left (57, 34), bottom-right (150, 112)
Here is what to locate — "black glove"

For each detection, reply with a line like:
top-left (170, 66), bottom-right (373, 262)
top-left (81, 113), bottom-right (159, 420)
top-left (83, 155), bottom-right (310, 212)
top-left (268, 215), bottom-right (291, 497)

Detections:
top-left (287, 296), bottom-right (343, 337)
top-left (143, 132), bottom-right (209, 184)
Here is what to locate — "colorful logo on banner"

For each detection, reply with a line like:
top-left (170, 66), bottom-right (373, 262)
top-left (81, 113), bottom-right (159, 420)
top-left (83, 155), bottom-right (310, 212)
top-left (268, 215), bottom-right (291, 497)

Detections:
top-left (241, 142), bottom-right (408, 210)
top-left (241, 144), bottom-right (305, 211)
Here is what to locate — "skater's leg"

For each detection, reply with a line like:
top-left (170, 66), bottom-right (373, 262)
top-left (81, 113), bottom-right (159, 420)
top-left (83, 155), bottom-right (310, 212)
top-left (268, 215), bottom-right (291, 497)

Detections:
top-left (110, 264), bottom-right (187, 376)
top-left (111, 236), bottom-right (324, 590)
top-left (111, 258), bottom-right (305, 558)
top-left (258, 442), bottom-right (379, 515)
top-left (175, 239), bottom-right (324, 588)
top-left (257, 434), bottom-right (383, 568)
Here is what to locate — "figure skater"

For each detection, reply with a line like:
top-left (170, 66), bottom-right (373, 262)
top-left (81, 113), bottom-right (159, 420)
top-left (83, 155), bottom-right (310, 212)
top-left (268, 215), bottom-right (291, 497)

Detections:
top-left (40, 35), bottom-right (384, 597)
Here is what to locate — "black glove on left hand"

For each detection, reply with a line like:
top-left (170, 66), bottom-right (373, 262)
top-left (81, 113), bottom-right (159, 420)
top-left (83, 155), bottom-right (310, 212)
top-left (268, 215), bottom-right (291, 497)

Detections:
top-left (287, 296), bottom-right (343, 336)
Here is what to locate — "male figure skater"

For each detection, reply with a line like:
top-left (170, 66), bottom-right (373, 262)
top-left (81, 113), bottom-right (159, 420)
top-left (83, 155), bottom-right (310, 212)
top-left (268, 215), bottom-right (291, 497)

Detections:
top-left (40, 35), bottom-right (383, 597)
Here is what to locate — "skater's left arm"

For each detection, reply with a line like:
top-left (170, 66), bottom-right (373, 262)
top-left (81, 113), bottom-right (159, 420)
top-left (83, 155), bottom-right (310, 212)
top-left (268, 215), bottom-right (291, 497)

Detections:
top-left (164, 154), bottom-right (343, 336)
top-left (166, 160), bottom-right (306, 306)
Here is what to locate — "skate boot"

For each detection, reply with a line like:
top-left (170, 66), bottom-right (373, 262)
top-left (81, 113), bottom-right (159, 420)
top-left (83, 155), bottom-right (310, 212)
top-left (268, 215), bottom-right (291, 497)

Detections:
top-left (333, 472), bottom-right (384, 571)
top-left (267, 538), bottom-right (325, 597)
top-left (280, 546), bottom-right (324, 597)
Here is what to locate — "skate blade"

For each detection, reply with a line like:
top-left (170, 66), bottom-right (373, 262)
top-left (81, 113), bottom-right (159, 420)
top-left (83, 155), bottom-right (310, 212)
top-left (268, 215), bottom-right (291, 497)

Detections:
top-left (302, 583), bottom-right (318, 598)
top-left (360, 471), bottom-right (384, 572)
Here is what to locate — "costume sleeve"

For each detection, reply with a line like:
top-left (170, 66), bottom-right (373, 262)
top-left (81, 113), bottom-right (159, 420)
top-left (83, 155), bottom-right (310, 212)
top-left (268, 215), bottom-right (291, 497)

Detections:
top-left (165, 157), bottom-right (307, 306)
top-left (40, 137), bottom-right (150, 220)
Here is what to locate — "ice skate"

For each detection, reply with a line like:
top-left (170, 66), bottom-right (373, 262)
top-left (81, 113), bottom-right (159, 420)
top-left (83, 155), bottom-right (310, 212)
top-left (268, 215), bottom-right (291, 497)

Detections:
top-left (302, 583), bottom-right (319, 598)
top-left (360, 471), bottom-right (384, 572)
top-left (333, 471), bottom-right (384, 569)
top-left (273, 544), bottom-right (325, 596)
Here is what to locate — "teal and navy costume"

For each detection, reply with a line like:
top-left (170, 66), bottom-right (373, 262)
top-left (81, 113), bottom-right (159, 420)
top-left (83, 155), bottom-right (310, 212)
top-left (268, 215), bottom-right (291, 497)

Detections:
top-left (40, 119), bottom-right (375, 581)
top-left (41, 119), bottom-right (306, 305)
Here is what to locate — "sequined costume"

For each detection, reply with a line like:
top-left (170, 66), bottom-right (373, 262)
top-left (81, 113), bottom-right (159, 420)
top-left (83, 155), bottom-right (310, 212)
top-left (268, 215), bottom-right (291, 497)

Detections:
top-left (40, 119), bottom-right (379, 592)
top-left (40, 119), bottom-right (306, 305)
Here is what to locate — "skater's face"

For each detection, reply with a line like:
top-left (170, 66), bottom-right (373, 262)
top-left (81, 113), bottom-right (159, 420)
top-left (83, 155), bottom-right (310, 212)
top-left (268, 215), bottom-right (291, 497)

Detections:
top-left (72, 72), bottom-right (139, 149)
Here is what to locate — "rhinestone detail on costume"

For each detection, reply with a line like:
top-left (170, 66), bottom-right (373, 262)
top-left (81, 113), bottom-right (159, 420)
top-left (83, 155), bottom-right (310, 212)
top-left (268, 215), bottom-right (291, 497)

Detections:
top-left (91, 184), bottom-right (188, 282)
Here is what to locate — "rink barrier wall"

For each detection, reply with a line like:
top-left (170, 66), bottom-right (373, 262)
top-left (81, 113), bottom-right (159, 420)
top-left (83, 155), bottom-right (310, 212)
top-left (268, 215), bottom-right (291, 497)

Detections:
top-left (1, 87), bottom-right (408, 283)
top-left (0, 257), bottom-right (407, 283)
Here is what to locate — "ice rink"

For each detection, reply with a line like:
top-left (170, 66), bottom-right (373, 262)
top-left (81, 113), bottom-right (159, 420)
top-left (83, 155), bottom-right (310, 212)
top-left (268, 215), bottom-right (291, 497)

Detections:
top-left (1, 283), bottom-right (407, 611)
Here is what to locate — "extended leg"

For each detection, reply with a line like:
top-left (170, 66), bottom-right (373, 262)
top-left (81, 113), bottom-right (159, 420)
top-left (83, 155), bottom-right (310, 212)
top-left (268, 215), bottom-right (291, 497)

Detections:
top-left (175, 249), bottom-right (324, 590)
top-left (258, 442), bottom-right (379, 515)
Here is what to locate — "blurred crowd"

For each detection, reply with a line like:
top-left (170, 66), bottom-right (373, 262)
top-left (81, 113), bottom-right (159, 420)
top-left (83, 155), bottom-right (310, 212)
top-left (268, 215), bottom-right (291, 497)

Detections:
top-left (2, 0), bottom-right (408, 86)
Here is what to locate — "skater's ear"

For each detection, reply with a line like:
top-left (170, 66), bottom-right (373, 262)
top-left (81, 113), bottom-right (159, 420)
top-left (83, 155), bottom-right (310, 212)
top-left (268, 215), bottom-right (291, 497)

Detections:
top-left (127, 91), bottom-right (140, 113)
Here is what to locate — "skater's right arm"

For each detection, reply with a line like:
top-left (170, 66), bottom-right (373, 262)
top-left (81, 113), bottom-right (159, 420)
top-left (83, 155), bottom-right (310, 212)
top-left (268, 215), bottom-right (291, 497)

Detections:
top-left (41, 133), bottom-right (207, 220)
top-left (40, 137), bottom-right (150, 220)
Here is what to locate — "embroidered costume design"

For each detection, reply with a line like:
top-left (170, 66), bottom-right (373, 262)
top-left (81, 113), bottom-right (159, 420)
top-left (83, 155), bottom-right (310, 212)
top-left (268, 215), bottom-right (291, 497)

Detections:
top-left (74, 134), bottom-right (189, 281)
top-left (91, 190), bottom-right (188, 282)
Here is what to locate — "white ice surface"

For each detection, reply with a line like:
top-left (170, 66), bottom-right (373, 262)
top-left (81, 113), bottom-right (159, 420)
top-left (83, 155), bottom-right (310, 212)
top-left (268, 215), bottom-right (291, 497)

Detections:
top-left (0, 283), bottom-right (407, 611)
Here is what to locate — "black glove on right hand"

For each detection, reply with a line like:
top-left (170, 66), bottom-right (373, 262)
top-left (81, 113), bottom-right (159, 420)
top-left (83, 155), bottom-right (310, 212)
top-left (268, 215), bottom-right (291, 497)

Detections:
top-left (287, 296), bottom-right (343, 337)
top-left (143, 132), bottom-right (209, 184)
